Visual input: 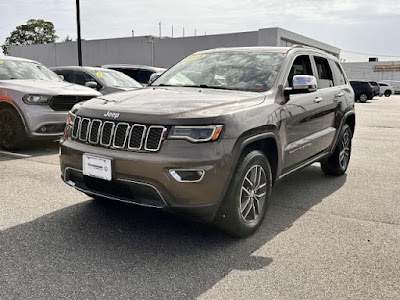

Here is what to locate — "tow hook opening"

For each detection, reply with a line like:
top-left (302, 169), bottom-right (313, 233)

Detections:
top-left (169, 169), bottom-right (205, 183)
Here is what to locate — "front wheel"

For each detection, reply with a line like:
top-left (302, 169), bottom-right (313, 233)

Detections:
top-left (214, 150), bottom-right (272, 237)
top-left (359, 93), bottom-right (368, 103)
top-left (321, 124), bottom-right (352, 176)
top-left (0, 107), bottom-right (28, 150)
top-left (384, 90), bottom-right (392, 97)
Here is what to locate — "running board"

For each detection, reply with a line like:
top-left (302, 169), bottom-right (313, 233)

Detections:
top-left (278, 152), bottom-right (329, 180)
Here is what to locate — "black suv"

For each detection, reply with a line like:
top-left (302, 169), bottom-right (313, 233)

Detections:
top-left (350, 80), bottom-right (375, 102)
top-left (60, 46), bottom-right (355, 237)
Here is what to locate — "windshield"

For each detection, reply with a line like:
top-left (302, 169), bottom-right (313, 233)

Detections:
top-left (153, 52), bottom-right (285, 92)
top-left (0, 59), bottom-right (61, 81)
top-left (90, 69), bottom-right (142, 88)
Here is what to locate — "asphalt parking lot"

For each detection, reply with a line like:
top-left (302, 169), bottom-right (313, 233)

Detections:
top-left (1, 95), bottom-right (399, 300)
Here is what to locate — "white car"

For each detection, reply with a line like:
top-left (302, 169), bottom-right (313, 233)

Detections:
top-left (378, 82), bottom-right (395, 97)
top-left (0, 56), bottom-right (101, 150)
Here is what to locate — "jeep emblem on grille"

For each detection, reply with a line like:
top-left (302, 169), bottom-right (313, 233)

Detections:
top-left (104, 111), bottom-right (120, 119)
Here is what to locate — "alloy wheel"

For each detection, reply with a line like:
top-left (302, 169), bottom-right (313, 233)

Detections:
top-left (239, 165), bottom-right (267, 224)
top-left (339, 131), bottom-right (351, 170)
top-left (359, 94), bottom-right (368, 102)
top-left (0, 111), bottom-right (16, 147)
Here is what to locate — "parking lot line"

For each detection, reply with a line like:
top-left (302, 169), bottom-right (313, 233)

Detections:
top-left (0, 151), bottom-right (32, 159)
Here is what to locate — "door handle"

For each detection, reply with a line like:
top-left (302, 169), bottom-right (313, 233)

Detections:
top-left (314, 97), bottom-right (323, 103)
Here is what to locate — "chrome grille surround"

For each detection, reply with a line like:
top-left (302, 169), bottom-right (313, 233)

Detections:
top-left (71, 117), bottom-right (166, 152)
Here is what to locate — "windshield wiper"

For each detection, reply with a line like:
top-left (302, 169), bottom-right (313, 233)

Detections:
top-left (182, 84), bottom-right (234, 90)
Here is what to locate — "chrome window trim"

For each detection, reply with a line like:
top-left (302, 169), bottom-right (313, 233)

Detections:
top-left (71, 116), bottom-right (81, 139)
top-left (88, 119), bottom-right (102, 144)
top-left (112, 122), bottom-right (130, 149)
top-left (144, 125), bottom-right (167, 152)
top-left (100, 121), bottom-right (115, 147)
top-left (79, 118), bottom-right (91, 142)
top-left (128, 124), bottom-right (147, 150)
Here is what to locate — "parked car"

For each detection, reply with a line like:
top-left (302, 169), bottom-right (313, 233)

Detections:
top-left (369, 81), bottom-right (380, 96)
top-left (60, 45), bottom-right (355, 237)
top-left (378, 82), bottom-right (395, 97)
top-left (350, 80), bottom-right (375, 102)
top-left (380, 80), bottom-right (400, 94)
top-left (0, 56), bottom-right (101, 150)
top-left (51, 66), bottom-right (142, 95)
top-left (101, 64), bottom-right (166, 85)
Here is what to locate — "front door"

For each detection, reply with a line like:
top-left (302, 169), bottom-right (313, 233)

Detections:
top-left (282, 54), bottom-right (332, 171)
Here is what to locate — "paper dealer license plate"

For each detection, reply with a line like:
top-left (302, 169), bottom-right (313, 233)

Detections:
top-left (82, 154), bottom-right (112, 181)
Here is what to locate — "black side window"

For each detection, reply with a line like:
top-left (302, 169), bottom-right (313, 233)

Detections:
top-left (287, 55), bottom-right (313, 87)
top-left (379, 83), bottom-right (388, 86)
top-left (119, 69), bottom-right (140, 81)
top-left (330, 61), bottom-right (347, 86)
top-left (73, 71), bottom-right (95, 86)
top-left (137, 70), bottom-right (153, 84)
top-left (314, 56), bottom-right (334, 89)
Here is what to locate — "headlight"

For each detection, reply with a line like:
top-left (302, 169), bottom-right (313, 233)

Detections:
top-left (169, 125), bottom-right (223, 142)
top-left (22, 94), bottom-right (52, 104)
top-left (66, 111), bottom-right (76, 127)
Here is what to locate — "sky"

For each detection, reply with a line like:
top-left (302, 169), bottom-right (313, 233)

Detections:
top-left (1, 0), bottom-right (400, 62)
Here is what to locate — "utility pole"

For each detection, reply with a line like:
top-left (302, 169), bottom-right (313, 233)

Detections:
top-left (183, 26), bottom-right (185, 37)
top-left (159, 22), bottom-right (161, 38)
top-left (75, 0), bottom-right (82, 66)
top-left (131, 30), bottom-right (134, 37)
top-left (194, 29), bottom-right (197, 36)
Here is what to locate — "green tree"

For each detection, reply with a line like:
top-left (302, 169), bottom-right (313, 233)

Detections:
top-left (2, 19), bottom-right (57, 54)
top-left (62, 35), bottom-right (73, 42)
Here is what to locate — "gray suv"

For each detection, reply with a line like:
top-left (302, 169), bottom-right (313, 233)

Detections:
top-left (60, 46), bottom-right (355, 237)
top-left (0, 56), bottom-right (101, 149)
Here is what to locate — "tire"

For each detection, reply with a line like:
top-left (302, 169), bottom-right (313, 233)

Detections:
top-left (359, 93), bottom-right (368, 103)
top-left (384, 90), bottom-right (391, 97)
top-left (321, 124), bottom-right (352, 176)
top-left (0, 107), bottom-right (27, 150)
top-left (214, 150), bottom-right (272, 237)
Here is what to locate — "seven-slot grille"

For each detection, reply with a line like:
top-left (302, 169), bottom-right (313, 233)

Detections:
top-left (71, 116), bottom-right (166, 152)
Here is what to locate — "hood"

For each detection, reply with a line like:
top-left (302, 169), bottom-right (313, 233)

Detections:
top-left (76, 87), bottom-right (266, 123)
top-left (0, 79), bottom-right (102, 96)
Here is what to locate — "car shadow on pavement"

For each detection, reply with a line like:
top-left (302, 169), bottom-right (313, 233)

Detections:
top-left (0, 140), bottom-right (59, 161)
top-left (0, 165), bottom-right (346, 299)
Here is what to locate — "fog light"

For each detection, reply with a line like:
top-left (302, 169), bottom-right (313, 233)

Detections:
top-left (169, 169), bottom-right (205, 182)
top-left (40, 126), bottom-right (47, 133)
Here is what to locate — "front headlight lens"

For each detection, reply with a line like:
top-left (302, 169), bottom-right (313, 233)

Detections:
top-left (66, 111), bottom-right (76, 127)
top-left (169, 125), bottom-right (223, 142)
top-left (22, 94), bottom-right (52, 104)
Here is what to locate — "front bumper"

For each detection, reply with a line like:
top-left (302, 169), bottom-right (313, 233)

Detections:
top-left (23, 105), bottom-right (68, 138)
top-left (59, 138), bottom-right (236, 221)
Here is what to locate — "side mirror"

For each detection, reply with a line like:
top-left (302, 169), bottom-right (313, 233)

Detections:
top-left (284, 75), bottom-right (318, 101)
top-left (148, 73), bottom-right (161, 85)
top-left (292, 75), bottom-right (318, 92)
top-left (85, 81), bottom-right (99, 89)
top-left (58, 75), bottom-right (65, 80)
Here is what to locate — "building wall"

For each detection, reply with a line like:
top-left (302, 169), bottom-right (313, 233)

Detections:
top-left (342, 61), bottom-right (400, 81)
top-left (9, 27), bottom-right (340, 68)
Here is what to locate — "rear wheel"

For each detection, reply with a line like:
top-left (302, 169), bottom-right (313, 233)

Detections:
top-left (384, 90), bottom-right (392, 97)
top-left (0, 107), bottom-right (27, 150)
top-left (321, 124), bottom-right (352, 176)
top-left (359, 93), bottom-right (368, 103)
top-left (214, 150), bottom-right (272, 237)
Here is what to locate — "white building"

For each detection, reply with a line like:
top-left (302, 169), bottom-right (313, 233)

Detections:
top-left (9, 27), bottom-right (340, 68)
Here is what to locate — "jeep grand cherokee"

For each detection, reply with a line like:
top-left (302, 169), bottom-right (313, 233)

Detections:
top-left (60, 45), bottom-right (355, 237)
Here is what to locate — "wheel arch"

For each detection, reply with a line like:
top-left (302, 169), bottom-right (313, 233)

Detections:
top-left (0, 101), bottom-right (28, 132)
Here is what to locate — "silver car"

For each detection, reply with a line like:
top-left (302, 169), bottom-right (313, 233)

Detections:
top-left (0, 56), bottom-right (101, 150)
